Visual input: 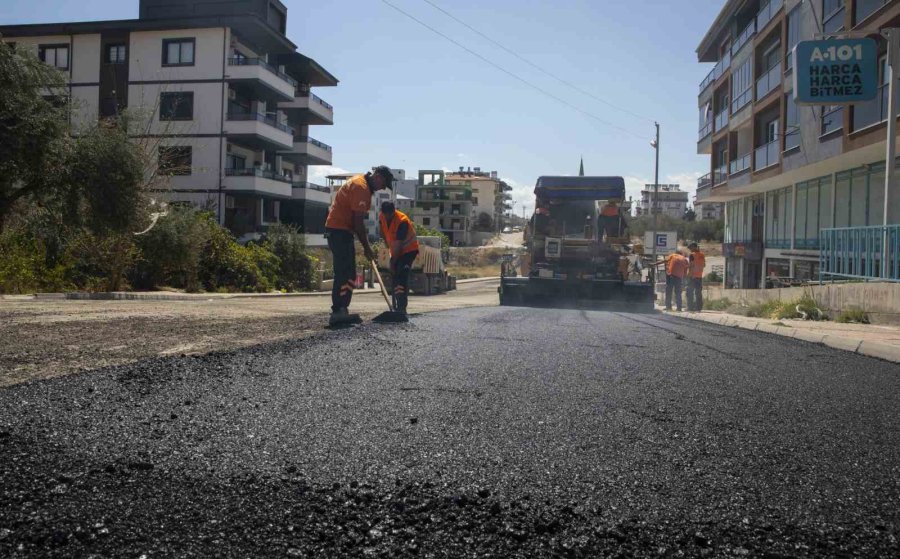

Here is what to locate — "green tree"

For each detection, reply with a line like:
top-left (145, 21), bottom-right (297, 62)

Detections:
top-left (0, 42), bottom-right (69, 231)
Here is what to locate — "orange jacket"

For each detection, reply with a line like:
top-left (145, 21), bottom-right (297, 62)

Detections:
top-left (325, 175), bottom-right (371, 231)
top-left (600, 204), bottom-right (620, 217)
top-left (690, 251), bottom-right (706, 279)
top-left (379, 210), bottom-right (419, 258)
top-left (666, 253), bottom-right (689, 278)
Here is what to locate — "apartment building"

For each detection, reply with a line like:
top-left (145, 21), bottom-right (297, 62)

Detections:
top-left (696, 0), bottom-right (899, 288)
top-left (413, 170), bottom-right (473, 246)
top-left (447, 167), bottom-right (514, 232)
top-left (0, 0), bottom-right (337, 246)
top-left (636, 184), bottom-right (690, 218)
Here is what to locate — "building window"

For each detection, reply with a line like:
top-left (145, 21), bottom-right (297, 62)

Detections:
top-left (821, 105), bottom-right (843, 136)
top-left (159, 146), bottom-right (192, 176)
top-left (784, 94), bottom-right (801, 152)
top-left (162, 38), bottom-right (195, 66)
top-left (226, 154), bottom-right (246, 170)
top-left (785, 6), bottom-right (801, 71)
top-left (39, 44), bottom-right (69, 70)
top-left (794, 176), bottom-right (832, 249)
top-left (855, 0), bottom-right (889, 25)
top-left (159, 92), bottom-right (194, 121)
top-left (731, 58), bottom-right (753, 113)
top-left (422, 218), bottom-right (431, 226)
top-left (822, 0), bottom-right (845, 33)
top-left (107, 44), bottom-right (127, 64)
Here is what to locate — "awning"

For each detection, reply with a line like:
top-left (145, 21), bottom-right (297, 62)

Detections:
top-left (277, 52), bottom-right (338, 87)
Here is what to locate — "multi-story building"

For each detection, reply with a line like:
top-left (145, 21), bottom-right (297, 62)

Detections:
top-left (413, 170), bottom-right (473, 246)
top-left (446, 167), bottom-right (513, 234)
top-left (636, 184), bottom-right (689, 218)
top-left (697, 0), bottom-right (899, 288)
top-left (0, 0), bottom-right (337, 246)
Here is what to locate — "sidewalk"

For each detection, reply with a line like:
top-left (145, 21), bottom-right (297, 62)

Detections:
top-left (665, 308), bottom-right (900, 363)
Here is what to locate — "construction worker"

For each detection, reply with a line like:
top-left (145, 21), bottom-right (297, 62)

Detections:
top-left (379, 201), bottom-right (420, 315)
top-left (686, 242), bottom-right (706, 312)
top-left (664, 249), bottom-right (690, 311)
top-left (324, 166), bottom-right (393, 325)
top-left (599, 200), bottom-right (627, 239)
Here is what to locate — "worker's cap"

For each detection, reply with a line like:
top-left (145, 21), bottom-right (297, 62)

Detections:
top-left (688, 242), bottom-right (699, 249)
top-left (380, 201), bottom-right (396, 214)
top-left (372, 165), bottom-right (394, 189)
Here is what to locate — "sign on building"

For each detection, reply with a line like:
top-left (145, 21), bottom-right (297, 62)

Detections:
top-left (793, 38), bottom-right (878, 105)
top-left (644, 231), bottom-right (677, 255)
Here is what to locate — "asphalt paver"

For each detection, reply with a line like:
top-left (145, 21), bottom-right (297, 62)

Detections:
top-left (1, 307), bottom-right (899, 557)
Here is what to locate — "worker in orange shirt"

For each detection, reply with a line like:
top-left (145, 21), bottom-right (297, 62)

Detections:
top-left (686, 242), bottom-right (706, 312)
top-left (379, 201), bottom-right (420, 315)
top-left (664, 250), bottom-right (690, 311)
top-left (598, 200), bottom-right (628, 239)
top-left (324, 166), bottom-right (393, 326)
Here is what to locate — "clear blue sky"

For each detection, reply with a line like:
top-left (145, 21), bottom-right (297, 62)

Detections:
top-left (1, 0), bottom-right (722, 214)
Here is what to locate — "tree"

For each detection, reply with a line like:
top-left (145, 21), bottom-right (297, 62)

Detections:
top-left (475, 212), bottom-right (493, 232)
top-left (0, 42), bottom-right (69, 231)
top-left (683, 209), bottom-right (697, 222)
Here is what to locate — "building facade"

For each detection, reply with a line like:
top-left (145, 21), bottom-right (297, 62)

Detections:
top-left (697, 0), bottom-right (899, 288)
top-left (0, 0), bottom-right (337, 246)
top-left (413, 170), bottom-right (473, 246)
top-left (636, 184), bottom-right (689, 218)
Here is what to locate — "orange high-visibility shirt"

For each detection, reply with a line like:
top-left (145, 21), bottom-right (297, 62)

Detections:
top-left (600, 204), bottom-right (620, 217)
top-left (325, 175), bottom-right (372, 231)
top-left (379, 210), bottom-right (419, 258)
top-left (666, 253), bottom-right (689, 278)
top-left (690, 251), bottom-right (706, 279)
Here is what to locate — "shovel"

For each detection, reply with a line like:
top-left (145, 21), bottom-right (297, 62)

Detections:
top-left (371, 259), bottom-right (408, 323)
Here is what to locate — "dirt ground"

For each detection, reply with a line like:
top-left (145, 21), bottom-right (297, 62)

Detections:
top-left (0, 281), bottom-right (500, 388)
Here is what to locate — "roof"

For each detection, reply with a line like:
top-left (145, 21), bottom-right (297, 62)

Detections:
top-left (534, 176), bottom-right (625, 201)
top-left (696, 0), bottom-right (741, 62)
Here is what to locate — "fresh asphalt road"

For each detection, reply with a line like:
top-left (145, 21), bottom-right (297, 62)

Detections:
top-left (1, 307), bottom-right (899, 557)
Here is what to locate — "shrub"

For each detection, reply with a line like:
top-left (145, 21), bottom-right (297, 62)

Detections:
top-left (703, 298), bottom-right (731, 311)
top-left (265, 223), bottom-right (319, 291)
top-left (65, 230), bottom-right (138, 292)
top-left (836, 308), bottom-right (869, 324)
top-left (199, 222), bottom-right (279, 293)
top-left (705, 271), bottom-right (722, 283)
top-left (0, 231), bottom-right (72, 293)
top-left (132, 206), bottom-right (210, 291)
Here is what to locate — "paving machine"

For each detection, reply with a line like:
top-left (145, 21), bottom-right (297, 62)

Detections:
top-left (499, 176), bottom-right (654, 310)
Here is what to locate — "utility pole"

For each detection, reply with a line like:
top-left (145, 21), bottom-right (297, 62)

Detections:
top-left (651, 122), bottom-right (660, 282)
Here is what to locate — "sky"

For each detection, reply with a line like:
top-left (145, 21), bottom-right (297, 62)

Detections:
top-left (1, 0), bottom-right (723, 215)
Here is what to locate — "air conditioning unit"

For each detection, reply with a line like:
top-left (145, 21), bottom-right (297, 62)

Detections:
top-left (225, 196), bottom-right (235, 209)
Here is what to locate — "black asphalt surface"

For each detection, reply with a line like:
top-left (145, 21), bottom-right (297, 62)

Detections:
top-left (1, 307), bottom-right (899, 558)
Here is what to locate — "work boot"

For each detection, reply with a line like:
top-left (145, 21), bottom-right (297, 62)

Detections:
top-left (329, 307), bottom-right (361, 326)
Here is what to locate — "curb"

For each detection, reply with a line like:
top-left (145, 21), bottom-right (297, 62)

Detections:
top-left (670, 310), bottom-right (900, 363)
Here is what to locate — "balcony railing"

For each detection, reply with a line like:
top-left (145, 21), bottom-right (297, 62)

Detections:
top-left (225, 167), bottom-right (291, 183)
top-left (732, 20), bottom-right (756, 57)
top-left (291, 181), bottom-right (331, 192)
top-left (821, 225), bottom-right (900, 282)
top-left (756, 0), bottom-right (784, 31)
top-left (227, 112), bottom-right (294, 135)
top-left (756, 62), bottom-right (782, 101)
top-left (852, 83), bottom-right (900, 132)
top-left (714, 109), bottom-right (729, 132)
top-left (729, 153), bottom-right (752, 176)
top-left (699, 51), bottom-right (732, 92)
top-left (754, 140), bottom-right (779, 171)
top-left (698, 173), bottom-right (712, 190)
top-left (227, 57), bottom-right (298, 88)
top-left (295, 90), bottom-right (334, 110)
top-left (713, 164), bottom-right (728, 185)
top-left (856, 0), bottom-right (889, 25)
top-left (294, 136), bottom-right (333, 152)
top-left (732, 86), bottom-right (753, 114)
top-left (699, 121), bottom-right (713, 140)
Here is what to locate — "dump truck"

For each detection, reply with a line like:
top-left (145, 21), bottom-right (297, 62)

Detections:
top-left (498, 176), bottom-right (654, 310)
top-left (376, 236), bottom-right (456, 295)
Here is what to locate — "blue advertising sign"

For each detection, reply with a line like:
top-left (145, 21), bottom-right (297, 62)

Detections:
top-left (793, 38), bottom-right (878, 105)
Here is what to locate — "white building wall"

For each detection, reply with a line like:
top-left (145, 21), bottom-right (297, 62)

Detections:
top-left (71, 33), bottom-right (100, 83)
top-left (128, 81), bottom-right (225, 135)
top-left (129, 28), bottom-right (227, 82)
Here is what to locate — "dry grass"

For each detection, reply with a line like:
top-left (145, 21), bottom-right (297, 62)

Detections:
top-left (446, 265), bottom-right (500, 279)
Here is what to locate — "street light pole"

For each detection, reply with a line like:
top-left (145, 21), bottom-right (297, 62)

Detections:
top-left (651, 122), bottom-right (660, 281)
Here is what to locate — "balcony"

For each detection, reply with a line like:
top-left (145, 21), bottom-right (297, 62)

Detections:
top-left (732, 86), bottom-right (752, 114)
top-left (714, 109), bottom-right (729, 133)
top-left (732, 20), bottom-right (756, 57)
top-left (713, 164), bottom-right (728, 186)
top-left (756, 0), bottom-right (784, 31)
top-left (279, 135), bottom-right (333, 166)
top-left (729, 153), bottom-right (752, 176)
top-left (226, 58), bottom-right (297, 102)
top-left (223, 167), bottom-right (292, 198)
top-left (699, 51), bottom-right (732, 93)
top-left (823, 5), bottom-right (845, 34)
top-left (697, 173), bottom-right (712, 191)
top-left (699, 121), bottom-right (713, 141)
top-left (225, 112), bottom-right (294, 151)
top-left (278, 90), bottom-right (334, 125)
top-left (756, 62), bottom-right (782, 101)
top-left (754, 140), bottom-right (779, 171)
top-left (291, 181), bottom-right (332, 204)
top-left (856, 0), bottom-right (890, 25)
top-left (852, 83), bottom-right (900, 132)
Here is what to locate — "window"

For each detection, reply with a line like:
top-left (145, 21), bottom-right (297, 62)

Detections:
top-left (855, 0), bottom-right (889, 25)
top-left (821, 105), bottom-right (843, 136)
top-left (159, 92), bottom-right (194, 121)
top-left (784, 94), bottom-right (800, 152)
top-left (785, 6), bottom-right (800, 71)
top-left (731, 58), bottom-right (753, 113)
top-left (823, 0), bottom-right (845, 33)
top-left (159, 146), bottom-right (192, 176)
top-left (39, 44), bottom-right (69, 70)
top-left (162, 38), bottom-right (195, 66)
top-left (226, 154), bottom-right (246, 170)
top-left (422, 218), bottom-right (431, 227)
top-left (107, 44), bottom-right (126, 64)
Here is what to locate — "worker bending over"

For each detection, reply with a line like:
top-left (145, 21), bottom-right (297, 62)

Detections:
top-left (379, 201), bottom-right (419, 315)
top-left (686, 242), bottom-right (706, 311)
top-left (324, 166), bottom-right (393, 326)
top-left (664, 250), bottom-right (690, 312)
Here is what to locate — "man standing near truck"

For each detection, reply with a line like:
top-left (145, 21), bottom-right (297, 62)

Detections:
top-left (686, 242), bottom-right (706, 311)
top-left (324, 166), bottom-right (393, 326)
top-left (379, 201), bottom-right (419, 315)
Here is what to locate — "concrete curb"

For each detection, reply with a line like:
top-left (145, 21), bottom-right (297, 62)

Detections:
top-left (671, 310), bottom-right (900, 363)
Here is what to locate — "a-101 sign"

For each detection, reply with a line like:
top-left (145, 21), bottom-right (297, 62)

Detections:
top-left (793, 38), bottom-right (878, 105)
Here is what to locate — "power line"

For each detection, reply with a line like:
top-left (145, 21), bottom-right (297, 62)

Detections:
top-left (379, 0), bottom-right (649, 141)
top-left (419, 0), bottom-right (657, 124)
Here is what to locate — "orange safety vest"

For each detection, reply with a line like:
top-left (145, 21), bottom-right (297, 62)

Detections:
top-left (379, 210), bottom-right (419, 257)
top-left (600, 204), bottom-right (620, 217)
top-left (690, 251), bottom-right (706, 279)
top-left (325, 175), bottom-right (371, 231)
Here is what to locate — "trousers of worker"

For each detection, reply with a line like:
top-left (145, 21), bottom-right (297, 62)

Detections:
top-left (391, 251), bottom-right (418, 313)
top-left (327, 229), bottom-right (356, 313)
